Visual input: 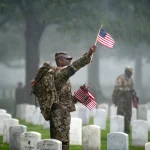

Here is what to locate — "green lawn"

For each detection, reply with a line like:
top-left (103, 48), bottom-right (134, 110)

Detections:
top-left (0, 117), bottom-right (147, 150)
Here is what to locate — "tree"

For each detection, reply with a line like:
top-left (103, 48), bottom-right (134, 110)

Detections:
top-left (0, 0), bottom-right (98, 104)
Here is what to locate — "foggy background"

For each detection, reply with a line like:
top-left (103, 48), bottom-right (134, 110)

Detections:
top-left (0, 0), bottom-right (150, 116)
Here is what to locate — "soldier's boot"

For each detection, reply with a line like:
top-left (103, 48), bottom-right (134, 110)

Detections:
top-left (124, 117), bottom-right (130, 134)
top-left (62, 142), bottom-right (69, 150)
top-left (124, 128), bottom-right (130, 134)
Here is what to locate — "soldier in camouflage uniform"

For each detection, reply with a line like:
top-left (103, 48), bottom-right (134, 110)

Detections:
top-left (50, 45), bottom-right (96, 150)
top-left (112, 66), bottom-right (134, 134)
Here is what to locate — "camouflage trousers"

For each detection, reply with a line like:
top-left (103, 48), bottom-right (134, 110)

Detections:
top-left (50, 106), bottom-right (71, 150)
top-left (117, 96), bottom-right (132, 134)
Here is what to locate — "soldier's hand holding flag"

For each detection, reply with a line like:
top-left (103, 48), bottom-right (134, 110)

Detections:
top-left (90, 24), bottom-right (115, 64)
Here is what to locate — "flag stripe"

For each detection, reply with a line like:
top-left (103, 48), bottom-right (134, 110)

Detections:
top-left (98, 35), bottom-right (115, 45)
top-left (97, 37), bottom-right (114, 48)
top-left (97, 38), bottom-right (114, 46)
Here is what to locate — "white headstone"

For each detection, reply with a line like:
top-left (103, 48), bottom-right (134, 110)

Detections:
top-left (18, 104), bottom-right (29, 120)
top-left (37, 139), bottom-right (62, 150)
top-left (132, 120), bottom-right (148, 147)
top-left (0, 109), bottom-right (6, 113)
top-left (20, 131), bottom-right (41, 150)
top-left (82, 125), bottom-right (100, 150)
top-left (90, 107), bottom-right (96, 117)
top-left (138, 104), bottom-right (148, 120)
top-left (77, 108), bottom-right (90, 125)
top-left (32, 107), bottom-right (44, 125)
top-left (0, 113), bottom-right (12, 135)
top-left (9, 125), bottom-right (27, 150)
top-left (131, 108), bottom-right (137, 121)
top-left (110, 115), bottom-right (124, 132)
top-left (3, 118), bottom-right (19, 143)
top-left (70, 118), bottom-right (82, 145)
top-left (70, 111), bottom-right (78, 118)
top-left (147, 110), bottom-right (150, 131)
top-left (98, 103), bottom-right (109, 117)
top-left (107, 132), bottom-right (128, 150)
top-left (110, 105), bottom-right (117, 117)
top-left (145, 142), bottom-right (150, 150)
top-left (94, 109), bottom-right (107, 130)
top-left (25, 105), bottom-right (36, 123)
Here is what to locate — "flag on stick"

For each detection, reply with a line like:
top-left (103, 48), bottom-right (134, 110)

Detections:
top-left (74, 85), bottom-right (97, 110)
top-left (96, 28), bottom-right (115, 48)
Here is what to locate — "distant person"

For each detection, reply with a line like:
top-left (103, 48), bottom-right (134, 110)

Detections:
top-left (31, 45), bottom-right (97, 150)
top-left (15, 82), bottom-right (24, 115)
top-left (112, 66), bottom-right (138, 134)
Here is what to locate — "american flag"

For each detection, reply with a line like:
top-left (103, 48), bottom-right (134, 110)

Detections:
top-left (74, 87), bottom-right (97, 110)
top-left (97, 28), bottom-right (115, 48)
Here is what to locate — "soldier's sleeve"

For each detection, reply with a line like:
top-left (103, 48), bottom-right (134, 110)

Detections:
top-left (130, 78), bottom-right (134, 91)
top-left (55, 54), bottom-right (91, 85)
top-left (112, 76), bottom-right (124, 105)
top-left (72, 95), bottom-right (78, 104)
top-left (115, 76), bottom-right (125, 91)
top-left (112, 87), bottom-right (119, 106)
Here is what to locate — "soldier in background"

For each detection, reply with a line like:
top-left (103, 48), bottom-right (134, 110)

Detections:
top-left (15, 82), bottom-right (24, 116)
top-left (50, 45), bottom-right (96, 150)
top-left (112, 66), bottom-right (135, 134)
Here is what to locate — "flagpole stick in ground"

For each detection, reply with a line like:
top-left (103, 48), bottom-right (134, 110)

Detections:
top-left (89, 24), bottom-right (103, 66)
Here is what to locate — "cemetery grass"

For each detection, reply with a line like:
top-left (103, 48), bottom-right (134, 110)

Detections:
top-left (0, 118), bottom-right (148, 150)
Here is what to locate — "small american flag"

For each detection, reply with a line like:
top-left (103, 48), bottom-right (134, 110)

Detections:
top-left (74, 87), bottom-right (97, 110)
top-left (97, 28), bottom-right (115, 48)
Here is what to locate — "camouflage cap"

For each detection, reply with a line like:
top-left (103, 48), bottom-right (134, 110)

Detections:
top-left (55, 51), bottom-right (73, 60)
top-left (125, 66), bottom-right (133, 73)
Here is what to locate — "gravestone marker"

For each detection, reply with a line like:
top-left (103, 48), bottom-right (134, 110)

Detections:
top-left (20, 131), bottom-right (41, 150)
top-left (107, 132), bottom-right (128, 150)
top-left (110, 115), bottom-right (124, 132)
top-left (132, 120), bottom-right (148, 147)
top-left (94, 109), bottom-right (107, 130)
top-left (145, 142), bottom-right (150, 150)
top-left (0, 113), bottom-right (12, 135)
top-left (82, 125), bottom-right (100, 150)
top-left (138, 104), bottom-right (147, 120)
top-left (37, 139), bottom-right (62, 150)
top-left (70, 118), bottom-right (82, 145)
top-left (3, 118), bottom-right (19, 143)
top-left (9, 125), bottom-right (27, 150)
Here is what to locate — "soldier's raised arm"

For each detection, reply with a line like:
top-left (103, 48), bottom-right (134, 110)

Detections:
top-left (54, 45), bottom-right (96, 85)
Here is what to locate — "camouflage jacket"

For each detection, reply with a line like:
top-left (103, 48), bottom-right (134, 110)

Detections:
top-left (112, 74), bottom-right (134, 105)
top-left (54, 54), bottom-right (91, 112)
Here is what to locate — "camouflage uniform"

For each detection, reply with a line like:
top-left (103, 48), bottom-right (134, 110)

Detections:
top-left (112, 73), bottom-right (134, 134)
top-left (50, 54), bottom-right (91, 150)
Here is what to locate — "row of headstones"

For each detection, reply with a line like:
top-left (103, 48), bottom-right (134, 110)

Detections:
top-left (1, 114), bottom-right (149, 148)
top-left (111, 104), bottom-right (150, 131)
top-left (0, 108), bottom-right (80, 146)
top-left (10, 126), bottom-right (62, 150)
top-left (16, 104), bottom-right (48, 127)
top-left (16, 103), bottom-right (107, 127)
top-left (72, 115), bottom-right (149, 147)
top-left (110, 103), bottom-right (150, 120)
top-left (5, 124), bottom-right (150, 150)
top-left (16, 103), bottom-right (112, 130)
top-left (1, 108), bottom-right (150, 149)
top-left (16, 103), bottom-right (150, 131)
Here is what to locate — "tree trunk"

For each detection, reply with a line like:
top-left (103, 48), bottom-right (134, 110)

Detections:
top-left (88, 49), bottom-right (106, 104)
top-left (134, 50), bottom-right (142, 98)
top-left (24, 16), bottom-right (45, 104)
